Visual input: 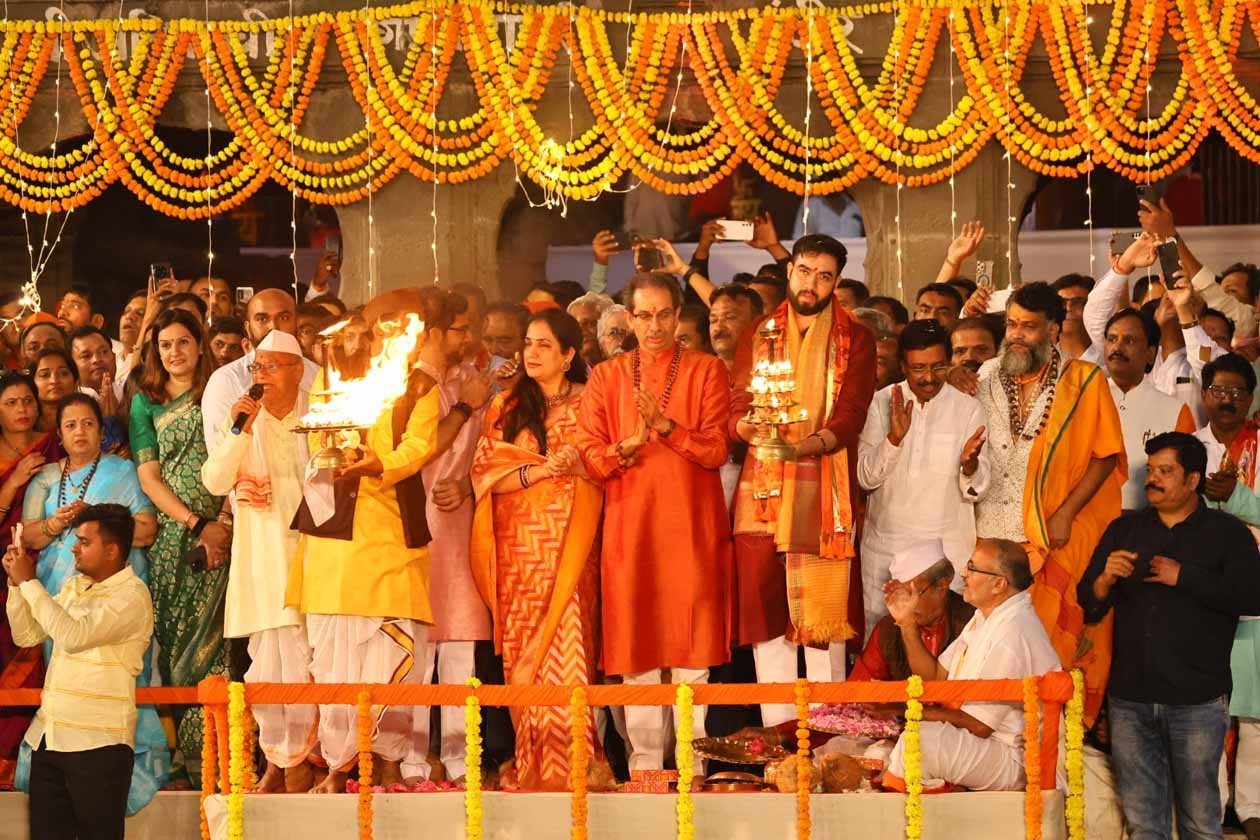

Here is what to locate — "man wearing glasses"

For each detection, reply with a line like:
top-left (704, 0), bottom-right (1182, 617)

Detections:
top-left (857, 319), bottom-right (986, 638)
top-left (201, 329), bottom-right (318, 792)
top-left (879, 538), bottom-right (1061, 792)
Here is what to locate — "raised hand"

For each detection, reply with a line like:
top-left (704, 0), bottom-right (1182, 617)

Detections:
top-left (1138, 198), bottom-right (1176, 240)
top-left (962, 285), bottom-right (993, 318)
top-left (960, 426), bottom-right (986, 476)
top-left (945, 220), bottom-right (985, 269)
top-left (747, 212), bottom-right (781, 251)
top-left (887, 386), bottom-right (914, 447)
top-left (592, 230), bottom-right (620, 265)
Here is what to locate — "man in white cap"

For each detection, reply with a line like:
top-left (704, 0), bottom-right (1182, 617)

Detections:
top-left (880, 538), bottom-right (1062, 793)
top-left (849, 539), bottom-right (974, 682)
top-left (201, 329), bottom-right (318, 792)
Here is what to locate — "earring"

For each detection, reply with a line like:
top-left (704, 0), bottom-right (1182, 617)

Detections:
top-left (562, 359), bottom-right (571, 371)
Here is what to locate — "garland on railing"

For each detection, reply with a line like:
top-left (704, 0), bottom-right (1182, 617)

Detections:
top-left (465, 678), bottom-right (485, 840)
top-left (0, 0), bottom-right (1253, 215)
top-left (675, 683), bottom-right (696, 840)
top-left (794, 679), bottom-right (812, 840)
top-left (569, 686), bottom-right (590, 840)
top-left (1022, 675), bottom-right (1043, 840)
top-left (1065, 671), bottom-right (1086, 840)
top-left (200, 709), bottom-right (217, 840)
top-left (226, 682), bottom-right (246, 840)
top-left (357, 691), bottom-right (374, 840)
top-left (903, 676), bottom-right (924, 840)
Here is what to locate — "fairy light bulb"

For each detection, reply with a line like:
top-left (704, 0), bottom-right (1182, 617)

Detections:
top-left (430, 7), bottom-right (440, 283)
top-left (802, 9), bottom-right (814, 234)
top-left (288, 8), bottom-right (299, 302)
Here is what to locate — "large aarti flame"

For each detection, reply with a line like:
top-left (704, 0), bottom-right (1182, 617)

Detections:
top-left (299, 313), bottom-right (425, 430)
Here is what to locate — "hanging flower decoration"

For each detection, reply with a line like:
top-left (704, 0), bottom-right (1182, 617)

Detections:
top-left (226, 681), bottom-right (246, 840)
top-left (675, 683), bottom-right (696, 840)
top-left (903, 675), bottom-right (924, 840)
top-left (465, 677), bottom-right (484, 840)
top-left (794, 679), bottom-right (812, 840)
top-left (570, 685), bottom-right (590, 840)
top-left (1065, 670), bottom-right (1086, 840)
top-left (1023, 675), bottom-right (1043, 840)
top-left (200, 707), bottom-right (217, 840)
top-left (357, 690), bottom-right (374, 840)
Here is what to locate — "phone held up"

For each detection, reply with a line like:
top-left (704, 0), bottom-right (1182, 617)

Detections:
top-left (235, 286), bottom-right (255, 308)
top-left (1109, 231), bottom-right (1143, 257)
top-left (715, 218), bottom-right (755, 242)
top-left (1156, 238), bottom-right (1181, 282)
top-left (975, 259), bottom-right (994, 289)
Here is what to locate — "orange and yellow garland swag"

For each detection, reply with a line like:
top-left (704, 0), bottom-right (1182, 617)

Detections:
top-left (0, 0), bottom-right (1256, 215)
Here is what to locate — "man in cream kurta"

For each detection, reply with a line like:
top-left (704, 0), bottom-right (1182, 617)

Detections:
top-left (201, 330), bottom-right (316, 792)
top-left (858, 320), bottom-right (986, 637)
top-left (883, 539), bottom-right (1062, 792)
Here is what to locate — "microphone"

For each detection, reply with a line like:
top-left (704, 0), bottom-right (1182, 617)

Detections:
top-left (231, 384), bottom-right (265, 435)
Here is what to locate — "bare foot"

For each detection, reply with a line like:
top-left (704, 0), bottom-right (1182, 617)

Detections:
top-left (284, 762), bottom-right (315, 793)
top-left (309, 763), bottom-right (328, 790)
top-left (377, 757), bottom-right (404, 789)
top-left (311, 769), bottom-right (348, 794)
top-left (251, 763), bottom-right (284, 794)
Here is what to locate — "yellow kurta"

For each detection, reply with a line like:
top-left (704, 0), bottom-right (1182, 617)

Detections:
top-left (286, 386), bottom-right (440, 623)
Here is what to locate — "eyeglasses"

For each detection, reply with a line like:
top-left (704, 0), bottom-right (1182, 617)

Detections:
top-left (905, 363), bottom-right (950, 377)
top-left (247, 361), bottom-right (300, 374)
top-left (1206, 385), bottom-right (1250, 402)
top-left (965, 560), bottom-right (1008, 580)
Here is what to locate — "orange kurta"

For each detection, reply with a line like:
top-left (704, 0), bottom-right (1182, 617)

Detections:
top-left (577, 347), bottom-right (734, 676)
top-left (1024, 360), bottom-right (1125, 725)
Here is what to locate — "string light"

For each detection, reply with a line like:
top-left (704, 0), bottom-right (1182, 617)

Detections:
top-left (599, 0), bottom-right (639, 197)
top-left (365, 0), bottom-right (376, 299)
top-left (204, 0), bottom-right (214, 323)
top-left (893, 0), bottom-right (903, 296)
top-left (289, 0), bottom-right (299, 302)
top-left (948, 2), bottom-right (957, 239)
top-left (430, 7), bottom-right (439, 283)
top-left (1083, 3), bottom-right (1094, 278)
top-left (802, 7), bottom-right (814, 235)
top-left (1002, 0), bottom-right (1015, 281)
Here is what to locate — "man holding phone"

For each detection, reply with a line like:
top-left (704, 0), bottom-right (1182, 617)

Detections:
top-left (1079, 432), bottom-right (1260, 840)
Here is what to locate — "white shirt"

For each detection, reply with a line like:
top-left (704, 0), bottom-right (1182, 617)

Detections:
top-left (939, 589), bottom-right (1062, 750)
top-left (1109, 377), bottom-right (1191, 510)
top-left (857, 383), bottom-right (985, 580)
top-left (1195, 423), bottom-right (1260, 622)
top-left (7, 567), bottom-right (153, 751)
top-left (202, 402), bottom-right (308, 638)
top-left (201, 349), bottom-right (319, 460)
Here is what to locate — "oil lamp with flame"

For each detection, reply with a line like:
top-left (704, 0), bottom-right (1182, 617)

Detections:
top-left (742, 318), bottom-right (808, 461)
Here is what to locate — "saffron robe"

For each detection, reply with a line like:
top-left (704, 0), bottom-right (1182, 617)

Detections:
top-left (576, 347), bottom-right (733, 675)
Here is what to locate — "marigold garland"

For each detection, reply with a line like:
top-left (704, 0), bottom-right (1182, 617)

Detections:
top-left (200, 707), bottom-right (216, 840)
top-left (675, 683), bottom-right (696, 840)
top-left (357, 690), bottom-right (374, 840)
top-left (570, 686), bottom-right (590, 840)
top-left (226, 681), bottom-right (246, 840)
top-left (1022, 675), bottom-right (1043, 840)
top-left (903, 676), bottom-right (924, 840)
top-left (465, 677), bottom-right (484, 840)
top-left (794, 679), bottom-right (812, 840)
top-left (1065, 670), bottom-right (1086, 840)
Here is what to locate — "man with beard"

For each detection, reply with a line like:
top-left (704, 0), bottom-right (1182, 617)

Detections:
top-left (965, 281), bottom-right (1125, 725)
top-left (406, 289), bottom-right (495, 784)
top-left (728, 234), bottom-right (876, 726)
top-left (1103, 308), bottom-right (1195, 511)
top-left (567, 292), bottom-right (614, 369)
top-left (202, 289), bottom-right (319, 458)
top-left (1195, 355), bottom-right (1260, 838)
top-left (857, 320), bottom-right (986, 636)
top-left (575, 271), bottom-right (733, 772)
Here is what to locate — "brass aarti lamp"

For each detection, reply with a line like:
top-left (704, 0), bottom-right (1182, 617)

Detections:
top-left (742, 318), bottom-right (808, 462)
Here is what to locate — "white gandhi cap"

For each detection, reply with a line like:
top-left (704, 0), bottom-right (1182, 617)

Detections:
top-left (255, 329), bottom-right (303, 357)
top-left (888, 539), bottom-right (947, 584)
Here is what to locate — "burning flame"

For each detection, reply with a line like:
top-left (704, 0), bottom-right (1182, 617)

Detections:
top-left (299, 313), bottom-right (425, 430)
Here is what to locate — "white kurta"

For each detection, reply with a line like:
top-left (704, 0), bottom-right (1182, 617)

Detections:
top-left (201, 405), bottom-right (307, 638)
top-left (886, 590), bottom-right (1063, 791)
top-left (1109, 377), bottom-right (1191, 510)
top-left (857, 383), bottom-right (985, 633)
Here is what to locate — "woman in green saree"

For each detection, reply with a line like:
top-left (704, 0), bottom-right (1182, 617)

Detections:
top-left (129, 308), bottom-right (231, 786)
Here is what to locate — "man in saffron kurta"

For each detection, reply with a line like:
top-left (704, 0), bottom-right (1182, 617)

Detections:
top-left (576, 271), bottom-right (732, 772)
top-left (967, 283), bottom-right (1125, 725)
top-left (728, 234), bottom-right (875, 727)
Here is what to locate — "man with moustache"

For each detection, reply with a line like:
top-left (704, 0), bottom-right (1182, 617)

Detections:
top-left (68, 326), bottom-right (122, 417)
top-left (1080, 432), bottom-right (1260, 840)
top-left (1191, 354), bottom-right (1260, 836)
top-left (728, 234), bottom-right (876, 726)
top-left (576, 271), bottom-right (733, 772)
top-left (858, 320), bottom-right (986, 636)
top-left (966, 281), bottom-right (1125, 725)
top-left (1104, 308), bottom-right (1196, 511)
top-left (708, 285), bottom-right (763, 507)
top-left (567, 292), bottom-right (614, 369)
top-left (115, 290), bottom-right (147, 386)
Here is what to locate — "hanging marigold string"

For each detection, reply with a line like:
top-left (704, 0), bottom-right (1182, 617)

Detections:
top-left (200, 708), bottom-right (217, 840)
top-left (357, 690), bottom-right (374, 840)
top-left (226, 682), bottom-right (246, 840)
top-left (903, 676), bottom-right (924, 840)
top-left (675, 683), bottom-right (696, 840)
top-left (1065, 670), bottom-right (1087, 840)
top-left (569, 686), bottom-right (590, 840)
top-left (794, 679), bottom-right (812, 840)
top-left (1022, 675), bottom-right (1043, 840)
top-left (465, 677), bottom-right (484, 840)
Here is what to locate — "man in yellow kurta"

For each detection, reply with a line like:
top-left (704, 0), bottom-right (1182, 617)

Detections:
top-left (286, 312), bottom-right (440, 793)
top-left (964, 282), bottom-right (1125, 725)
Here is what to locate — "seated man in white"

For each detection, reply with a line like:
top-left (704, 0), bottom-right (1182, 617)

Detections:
top-left (880, 537), bottom-right (1061, 792)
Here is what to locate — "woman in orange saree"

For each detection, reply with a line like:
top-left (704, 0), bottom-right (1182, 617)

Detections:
top-left (0, 371), bottom-right (61, 787)
top-left (471, 310), bottom-right (606, 791)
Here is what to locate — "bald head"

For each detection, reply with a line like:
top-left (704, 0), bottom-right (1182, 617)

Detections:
top-left (244, 289), bottom-right (297, 344)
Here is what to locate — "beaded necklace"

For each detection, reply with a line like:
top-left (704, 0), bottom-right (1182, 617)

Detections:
top-left (631, 345), bottom-right (683, 410)
top-left (545, 381), bottom-right (572, 409)
top-left (58, 454), bottom-right (102, 508)
top-left (997, 349), bottom-right (1061, 441)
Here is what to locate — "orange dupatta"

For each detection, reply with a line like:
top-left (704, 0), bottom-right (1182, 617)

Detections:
top-left (469, 424), bottom-right (602, 688)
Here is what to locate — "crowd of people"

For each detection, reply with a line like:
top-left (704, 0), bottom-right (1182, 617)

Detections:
top-left (3, 198), bottom-right (1260, 840)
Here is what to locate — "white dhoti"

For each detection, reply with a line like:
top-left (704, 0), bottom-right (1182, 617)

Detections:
top-left (1236, 718), bottom-right (1260, 821)
top-left (751, 637), bottom-right (846, 727)
top-left (401, 640), bottom-right (476, 781)
top-left (307, 614), bottom-right (429, 769)
top-left (622, 668), bottom-right (708, 773)
top-left (246, 625), bottom-right (318, 769)
top-left (860, 542), bottom-right (895, 640)
top-left (886, 721), bottom-right (1024, 791)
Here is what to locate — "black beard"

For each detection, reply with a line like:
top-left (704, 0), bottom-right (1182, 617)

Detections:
top-left (789, 293), bottom-right (829, 316)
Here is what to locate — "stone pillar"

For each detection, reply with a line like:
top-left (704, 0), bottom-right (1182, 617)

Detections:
top-left (848, 142), bottom-right (1039, 303)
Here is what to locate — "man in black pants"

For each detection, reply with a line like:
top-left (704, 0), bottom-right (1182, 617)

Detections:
top-left (4, 503), bottom-right (154, 840)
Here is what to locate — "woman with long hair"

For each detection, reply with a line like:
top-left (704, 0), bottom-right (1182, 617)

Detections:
top-left (470, 310), bottom-right (608, 790)
top-left (14, 394), bottom-right (170, 810)
top-left (0, 372), bottom-right (60, 785)
top-left (30, 349), bottom-right (77, 434)
top-left (129, 308), bottom-right (228, 786)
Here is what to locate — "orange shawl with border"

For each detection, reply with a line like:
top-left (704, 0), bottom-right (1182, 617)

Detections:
top-left (1023, 360), bottom-right (1125, 726)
